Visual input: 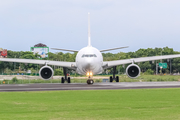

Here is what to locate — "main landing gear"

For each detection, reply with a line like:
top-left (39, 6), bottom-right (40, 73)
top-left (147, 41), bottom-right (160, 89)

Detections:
top-left (109, 66), bottom-right (119, 83)
top-left (61, 67), bottom-right (71, 83)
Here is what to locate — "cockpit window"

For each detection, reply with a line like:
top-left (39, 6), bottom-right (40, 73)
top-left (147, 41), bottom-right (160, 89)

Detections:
top-left (82, 54), bottom-right (97, 58)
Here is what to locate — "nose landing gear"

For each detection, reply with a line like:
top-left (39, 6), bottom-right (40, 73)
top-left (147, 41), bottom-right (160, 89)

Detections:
top-left (86, 72), bottom-right (94, 85)
top-left (87, 79), bottom-right (94, 84)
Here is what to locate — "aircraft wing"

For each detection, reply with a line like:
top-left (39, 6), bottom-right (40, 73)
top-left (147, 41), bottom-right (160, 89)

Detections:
top-left (100, 46), bottom-right (129, 52)
top-left (51, 48), bottom-right (78, 52)
top-left (0, 58), bottom-right (76, 69)
top-left (103, 54), bottom-right (180, 69)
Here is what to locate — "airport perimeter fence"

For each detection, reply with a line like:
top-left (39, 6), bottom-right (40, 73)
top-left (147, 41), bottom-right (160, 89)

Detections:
top-left (0, 76), bottom-right (180, 85)
top-left (0, 73), bottom-right (116, 76)
top-left (0, 73), bottom-right (39, 76)
top-left (0, 79), bottom-right (102, 84)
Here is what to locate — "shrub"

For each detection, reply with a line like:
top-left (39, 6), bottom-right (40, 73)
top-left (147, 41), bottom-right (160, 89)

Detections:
top-left (144, 69), bottom-right (154, 75)
top-left (54, 69), bottom-right (63, 76)
top-left (12, 77), bottom-right (18, 83)
top-left (95, 79), bottom-right (101, 83)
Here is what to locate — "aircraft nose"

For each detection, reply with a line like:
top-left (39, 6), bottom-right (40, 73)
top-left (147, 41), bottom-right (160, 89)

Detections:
top-left (85, 60), bottom-right (92, 69)
top-left (83, 59), bottom-right (95, 71)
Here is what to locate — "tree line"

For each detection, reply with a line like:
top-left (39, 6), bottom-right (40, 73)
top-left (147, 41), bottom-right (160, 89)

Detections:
top-left (0, 47), bottom-right (180, 75)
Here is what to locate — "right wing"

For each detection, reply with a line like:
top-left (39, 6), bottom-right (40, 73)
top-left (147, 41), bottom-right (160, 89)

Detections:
top-left (103, 54), bottom-right (180, 69)
top-left (0, 58), bottom-right (76, 69)
top-left (100, 46), bottom-right (129, 52)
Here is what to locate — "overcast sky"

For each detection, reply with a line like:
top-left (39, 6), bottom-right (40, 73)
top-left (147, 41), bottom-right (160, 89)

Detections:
top-left (0, 0), bottom-right (180, 53)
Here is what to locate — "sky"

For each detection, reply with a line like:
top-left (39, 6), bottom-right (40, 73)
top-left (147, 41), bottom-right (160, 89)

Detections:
top-left (0, 0), bottom-right (180, 53)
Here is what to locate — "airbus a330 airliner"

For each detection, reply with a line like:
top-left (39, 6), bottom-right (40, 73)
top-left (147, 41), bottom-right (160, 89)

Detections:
top-left (1, 13), bottom-right (180, 84)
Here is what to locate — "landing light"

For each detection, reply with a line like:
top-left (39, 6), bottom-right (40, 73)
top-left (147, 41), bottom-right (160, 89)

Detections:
top-left (86, 72), bottom-right (93, 76)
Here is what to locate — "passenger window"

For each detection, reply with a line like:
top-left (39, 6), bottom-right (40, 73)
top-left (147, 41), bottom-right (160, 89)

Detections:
top-left (90, 55), bottom-right (93, 57)
top-left (82, 54), bottom-right (97, 58)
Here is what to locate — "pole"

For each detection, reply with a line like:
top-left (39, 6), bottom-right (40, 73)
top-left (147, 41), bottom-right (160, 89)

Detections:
top-left (14, 62), bottom-right (15, 75)
top-left (36, 64), bottom-right (38, 76)
top-left (170, 59), bottom-right (172, 75)
top-left (14, 56), bottom-right (16, 75)
top-left (156, 63), bottom-right (158, 75)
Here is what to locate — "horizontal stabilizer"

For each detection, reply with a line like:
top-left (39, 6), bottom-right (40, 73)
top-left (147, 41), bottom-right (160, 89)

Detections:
top-left (51, 48), bottom-right (78, 52)
top-left (100, 46), bottom-right (129, 52)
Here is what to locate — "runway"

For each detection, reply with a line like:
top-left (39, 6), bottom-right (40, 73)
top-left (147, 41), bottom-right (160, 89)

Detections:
top-left (1, 82), bottom-right (180, 91)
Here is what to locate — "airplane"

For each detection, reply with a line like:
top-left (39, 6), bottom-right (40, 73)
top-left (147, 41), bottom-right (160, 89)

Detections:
top-left (1, 13), bottom-right (180, 84)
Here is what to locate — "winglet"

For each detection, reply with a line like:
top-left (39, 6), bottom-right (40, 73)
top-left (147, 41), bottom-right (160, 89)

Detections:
top-left (88, 12), bottom-right (91, 47)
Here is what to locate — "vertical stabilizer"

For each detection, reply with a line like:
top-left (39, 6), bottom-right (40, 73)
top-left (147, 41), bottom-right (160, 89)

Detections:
top-left (88, 12), bottom-right (91, 47)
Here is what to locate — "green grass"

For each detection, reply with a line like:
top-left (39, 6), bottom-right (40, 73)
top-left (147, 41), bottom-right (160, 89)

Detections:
top-left (1, 89), bottom-right (180, 120)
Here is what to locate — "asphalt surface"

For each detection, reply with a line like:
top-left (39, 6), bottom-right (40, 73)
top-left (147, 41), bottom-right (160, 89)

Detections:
top-left (1, 82), bottom-right (180, 92)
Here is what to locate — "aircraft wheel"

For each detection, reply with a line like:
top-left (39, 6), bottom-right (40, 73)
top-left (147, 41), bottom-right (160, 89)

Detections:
top-left (68, 77), bottom-right (71, 83)
top-left (61, 77), bottom-right (65, 83)
top-left (110, 76), bottom-right (113, 82)
top-left (90, 80), bottom-right (94, 84)
top-left (87, 79), bottom-right (94, 84)
top-left (116, 76), bottom-right (119, 82)
top-left (87, 80), bottom-right (90, 84)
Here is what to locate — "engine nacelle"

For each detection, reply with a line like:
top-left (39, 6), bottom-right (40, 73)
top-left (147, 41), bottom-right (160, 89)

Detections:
top-left (39, 66), bottom-right (54, 80)
top-left (126, 64), bottom-right (141, 78)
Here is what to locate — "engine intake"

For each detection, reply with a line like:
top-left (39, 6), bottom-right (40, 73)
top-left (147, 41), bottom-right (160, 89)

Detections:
top-left (126, 64), bottom-right (141, 78)
top-left (39, 66), bottom-right (54, 80)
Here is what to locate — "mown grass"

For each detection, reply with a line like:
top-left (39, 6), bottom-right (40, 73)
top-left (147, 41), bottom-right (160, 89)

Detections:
top-left (1, 89), bottom-right (180, 120)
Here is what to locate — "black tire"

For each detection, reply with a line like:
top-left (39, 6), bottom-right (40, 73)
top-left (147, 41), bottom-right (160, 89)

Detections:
top-left (87, 80), bottom-right (90, 84)
top-left (116, 76), bottom-right (119, 82)
top-left (110, 76), bottom-right (113, 82)
top-left (90, 80), bottom-right (94, 84)
top-left (68, 77), bottom-right (71, 83)
top-left (92, 80), bottom-right (94, 84)
top-left (87, 79), bottom-right (94, 85)
top-left (61, 77), bottom-right (65, 83)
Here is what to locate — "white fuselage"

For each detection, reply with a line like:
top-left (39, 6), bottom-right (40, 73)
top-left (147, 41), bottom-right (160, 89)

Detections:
top-left (76, 46), bottom-right (103, 75)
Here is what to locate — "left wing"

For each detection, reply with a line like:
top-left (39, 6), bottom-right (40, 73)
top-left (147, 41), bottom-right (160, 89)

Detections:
top-left (103, 54), bottom-right (180, 69)
top-left (0, 58), bottom-right (76, 69)
top-left (51, 48), bottom-right (78, 52)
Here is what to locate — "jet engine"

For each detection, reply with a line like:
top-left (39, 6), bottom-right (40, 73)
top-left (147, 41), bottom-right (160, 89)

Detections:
top-left (126, 64), bottom-right (141, 78)
top-left (39, 66), bottom-right (54, 80)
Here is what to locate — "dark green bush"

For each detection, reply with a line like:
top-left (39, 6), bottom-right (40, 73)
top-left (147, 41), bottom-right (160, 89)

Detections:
top-left (144, 69), bottom-right (154, 75)
top-left (12, 77), bottom-right (18, 83)
top-left (54, 69), bottom-right (63, 76)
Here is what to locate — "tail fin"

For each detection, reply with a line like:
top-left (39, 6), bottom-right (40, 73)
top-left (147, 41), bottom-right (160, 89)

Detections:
top-left (88, 12), bottom-right (91, 47)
